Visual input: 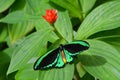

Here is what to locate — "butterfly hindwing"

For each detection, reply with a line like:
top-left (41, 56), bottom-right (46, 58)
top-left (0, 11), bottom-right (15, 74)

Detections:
top-left (63, 49), bottom-right (73, 62)
top-left (55, 53), bottom-right (64, 67)
top-left (55, 49), bottom-right (73, 67)
top-left (63, 41), bottom-right (90, 56)
top-left (34, 48), bottom-right (59, 70)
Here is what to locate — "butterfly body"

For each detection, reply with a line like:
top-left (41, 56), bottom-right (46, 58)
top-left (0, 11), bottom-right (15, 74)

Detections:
top-left (55, 44), bottom-right (73, 68)
top-left (34, 41), bottom-right (89, 70)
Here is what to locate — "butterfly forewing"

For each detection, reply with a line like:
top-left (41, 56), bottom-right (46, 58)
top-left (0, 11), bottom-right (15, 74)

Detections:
top-left (63, 41), bottom-right (89, 56)
top-left (34, 48), bottom-right (59, 70)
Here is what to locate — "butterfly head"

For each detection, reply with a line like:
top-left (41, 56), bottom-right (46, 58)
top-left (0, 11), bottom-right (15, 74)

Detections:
top-left (59, 44), bottom-right (64, 51)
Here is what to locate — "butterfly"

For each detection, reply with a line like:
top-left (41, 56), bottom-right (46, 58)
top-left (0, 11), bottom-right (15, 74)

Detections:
top-left (34, 40), bottom-right (90, 70)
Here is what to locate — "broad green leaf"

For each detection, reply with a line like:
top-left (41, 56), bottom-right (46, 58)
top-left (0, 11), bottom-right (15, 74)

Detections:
top-left (66, 0), bottom-right (82, 13)
top-left (0, 0), bottom-right (15, 13)
top-left (55, 11), bottom-right (73, 42)
top-left (35, 17), bottom-right (52, 30)
top-left (0, 52), bottom-right (10, 64)
top-left (8, 21), bottom-right (34, 45)
top-left (26, 0), bottom-right (52, 15)
top-left (26, 0), bottom-right (41, 14)
top-left (95, 35), bottom-right (120, 42)
top-left (6, 1), bottom-right (34, 45)
top-left (3, 47), bottom-right (15, 58)
top-left (0, 11), bottom-right (27, 23)
top-left (39, 0), bottom-right (53, 14)
top-left (0, 24), bottom-right (8, 42)
top-left (35, 18), bottom-right (59, 43)
top-left (96, 35), bottom-right (120, 52)
top-left (88, 27), bottom-right (120, 39)
top-left (0, 52), bottom-right (10, 80)
top-left (10, 0), bottom-right (26, 11)
top-left (0, 64), bottom-right (9, 80)
top-left (107, 41), bottom-right (120, 53)
top-left (79, 0), bottom-right (96, 17)
top-left (95, 0), bottom-right (115, 7)
top-left (0, 0), bottom-right (52, 24)
top-left (7, 29), bottom-right (58, 74)
top-left (79, 40), bottom-right (120, 80)
top-left (38, 64), bottom-right (74, 80)
top-left (15, 64), bottom-right (38, 80)
top-left (48, 32), bottom-right (59, 43)
top-left (76, 1), bottom-right (120, 40)
top-left (88, 27), bottom-right (120, 53)
top-left (0, 11), bottom-right (35, 23)
top-left (50, 0), bottom-right (82, 19)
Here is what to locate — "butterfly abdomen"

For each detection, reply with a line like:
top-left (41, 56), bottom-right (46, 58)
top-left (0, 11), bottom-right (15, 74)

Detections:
top-left (61, 50), bottom-right (67, 64)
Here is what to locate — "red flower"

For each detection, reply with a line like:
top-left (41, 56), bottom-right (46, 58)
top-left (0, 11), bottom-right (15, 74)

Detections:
top-left (43, 9), bottom-right (58, 24)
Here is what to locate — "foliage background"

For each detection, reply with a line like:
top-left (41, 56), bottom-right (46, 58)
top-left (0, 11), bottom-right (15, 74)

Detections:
top-left (0, 0), bottom-right (120, 80)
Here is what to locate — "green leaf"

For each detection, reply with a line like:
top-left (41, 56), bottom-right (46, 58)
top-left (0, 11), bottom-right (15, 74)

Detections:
top-left (0, 24), bottom-right (8, 42)
top-left (3, 47), bottom-right (15, 58)
top-left (26, 0), bottom-right (52, 15)
top-left (108, 41), bottom-right (120, 53)
top-left (79, 0), bottom-right (96, 17)
top-left (48, 32), bottom-right (59, 43)
top-left (76, 1), bottom-right (120, 39)
top-left (0, 52), bottom-right (10, 64)
top-left (0, 64), bottom-right (9, 80)
top-left (7, 29), bottom-right (58, 74)
top-left (10, 0), bottom-right (26, 11)
top-left (0, 0), bottom-right (15, 13)
top-left (35, 18), bottom-right (59, 43)
top-left (88, 27), bottom-right (120, 39)
top-left (8, 21), bottom-right (34, 45)
top-left (38, 0), bottom-right (53, 14)
top-left (96, 35), bottom-right (120, 52)
top-left (26, 0), bottom-right (41, 14)
top-left (15, 64), bottom-right (38, 80)
top-left (88, 27), bottom-right (120, 53)
top-left (66, 0), bottom-right (81, 10)
top-left (79, 40), bottom-right (120, 80)
top-left (38, 64), bottom-right (74, 80)
top-left (0, 10), bottom-right (39, 24)
top-left (0, 11), bottom-right (33, 23)
top-left (35, 17), bottom-right (52, 30)
top-left (50, 0), bottom-right (82, 19)
top-left (0, 52), bottom-right (10, 80)
top-left (55, 11), bottom-right (73, 42)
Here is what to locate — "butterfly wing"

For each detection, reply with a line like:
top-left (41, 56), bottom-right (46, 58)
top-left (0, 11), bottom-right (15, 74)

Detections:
top-left (63, 49), bottom-right (74, 63)
top-left (34, 48), bottom-right (59, 70)
top-left (63, 41), bottom-right (90, 56)
top-left (55, 52), bottom-right (65, 68)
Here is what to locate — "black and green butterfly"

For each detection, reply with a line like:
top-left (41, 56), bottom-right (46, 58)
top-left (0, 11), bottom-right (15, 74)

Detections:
top-left (34, 40), bottom-right (90, 70)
